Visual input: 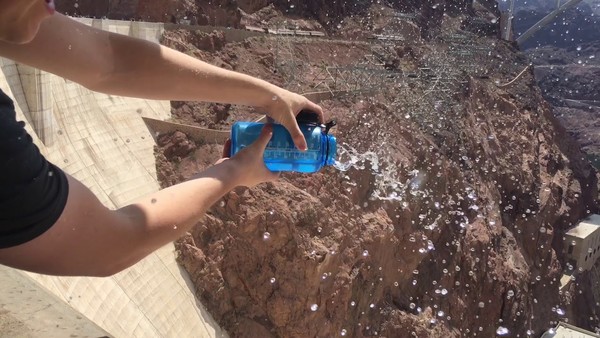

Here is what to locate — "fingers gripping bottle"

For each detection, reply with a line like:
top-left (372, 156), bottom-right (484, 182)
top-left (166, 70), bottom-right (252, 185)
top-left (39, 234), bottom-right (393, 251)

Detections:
top-left (230, 111), bottom-right (337, 173)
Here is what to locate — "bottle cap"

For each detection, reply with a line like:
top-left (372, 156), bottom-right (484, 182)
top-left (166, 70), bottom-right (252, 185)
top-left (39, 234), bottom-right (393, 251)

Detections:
top-left (296, 110), bottom-right (321, 124)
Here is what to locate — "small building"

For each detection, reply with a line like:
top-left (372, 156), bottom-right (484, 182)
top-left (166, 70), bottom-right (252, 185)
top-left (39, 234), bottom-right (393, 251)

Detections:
top-left (563, 214), bottom-right (600, 272)
top-left (541, 322), bottom-right (600, 337)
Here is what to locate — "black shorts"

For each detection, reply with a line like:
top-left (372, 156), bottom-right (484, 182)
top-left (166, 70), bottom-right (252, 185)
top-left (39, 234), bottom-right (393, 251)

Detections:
top-left (0, 89), bottom-right (69, 249)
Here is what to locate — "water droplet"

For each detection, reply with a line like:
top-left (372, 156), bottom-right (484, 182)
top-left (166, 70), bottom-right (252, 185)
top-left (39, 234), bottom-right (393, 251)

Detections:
top-left (478, 302), bottom-right (485, 308)
top-left (507, 290), bottom-right (514, 298)
top-left (362, 250), bottom-right (369, 257)
top-left (350, 301), bottom-right (356, 307)
top-left (409, 303), bottom-right (416, 309)
top-left (496, 327), bottom-right (509, 335)
top-left (322, 273), bottom-right (328, 280)
top-left (526, 329), bottom-right (534, 336)
top-left (556, 308), bottom-right (565, 316)
top-left (219, 201), bottom-right (225, 207)
top-left (441, 289), bottom-right (448, 296)
top-left (270, 277), bottom-right (276, 284)
top-left (369, 303), bottom-right (375, 309)
top-left (340, 329), bottom-right (347, 336)
top-left (272, 95), bottom-right (278, 101)
top-left (310, 304), bottom-right (318, 311)
top-left (437, 311), bottom-right (444, 317)
top-left (263, 232), bottom-right (271, 240)
top-left (173, 225), bottom-right (178, 230)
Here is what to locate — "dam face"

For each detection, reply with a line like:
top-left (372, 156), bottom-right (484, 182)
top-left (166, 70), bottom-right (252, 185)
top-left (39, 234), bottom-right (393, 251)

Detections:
top-left (0, 18), bottom-right (224, 338)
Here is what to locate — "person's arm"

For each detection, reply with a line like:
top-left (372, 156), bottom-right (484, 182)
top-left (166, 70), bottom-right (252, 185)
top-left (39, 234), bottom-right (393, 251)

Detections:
top-left (0, 13), bottom-right (323, 149)
top-left (0, 126), bottom-right (277, 277)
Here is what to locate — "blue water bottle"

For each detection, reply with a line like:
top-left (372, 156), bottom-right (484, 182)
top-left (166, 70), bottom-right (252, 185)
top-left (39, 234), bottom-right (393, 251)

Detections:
top-left (230, 111), bottom-right (337, 173)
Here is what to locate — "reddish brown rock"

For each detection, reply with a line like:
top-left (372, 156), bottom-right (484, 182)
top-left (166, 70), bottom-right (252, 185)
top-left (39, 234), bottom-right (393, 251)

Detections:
top-left (156, 28), bottom-right (598, 335)
top-left (157, 131), bottom-right (196, 160)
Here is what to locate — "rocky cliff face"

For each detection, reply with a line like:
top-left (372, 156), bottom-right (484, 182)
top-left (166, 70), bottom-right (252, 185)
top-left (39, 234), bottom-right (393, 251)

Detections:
top-left (511, 4), bottom-right (600, 329)
top-left (515, 2), bottom-right (600, 166)
top-left (58, 0), bottom-right (496, 32)
top-left (154, 7), bottom-right (599, 336)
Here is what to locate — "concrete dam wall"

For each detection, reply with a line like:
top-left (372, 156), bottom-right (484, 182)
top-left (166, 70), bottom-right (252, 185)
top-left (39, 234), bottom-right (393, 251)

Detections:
top-left (0, 18), bottom-right (225, 338)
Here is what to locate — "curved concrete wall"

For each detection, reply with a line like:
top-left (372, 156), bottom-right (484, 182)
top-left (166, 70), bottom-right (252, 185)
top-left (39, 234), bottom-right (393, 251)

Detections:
top-left (0, 18), bottom-right (225, 338)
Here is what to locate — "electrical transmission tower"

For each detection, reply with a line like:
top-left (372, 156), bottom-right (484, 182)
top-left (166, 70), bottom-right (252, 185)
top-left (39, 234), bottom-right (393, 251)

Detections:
top-left (273, 35), bottom-right (305, 89)
top-left (273, 35), bottom-right (403, 96)
top-left (308, 65), bottom-right (401, 94)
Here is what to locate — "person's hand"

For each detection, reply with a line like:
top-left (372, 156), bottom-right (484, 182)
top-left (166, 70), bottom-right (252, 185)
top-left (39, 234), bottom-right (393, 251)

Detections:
top-left (217, 124), bottom-right (279, 188)
top-left (261, 87), bottom-right (324, 151)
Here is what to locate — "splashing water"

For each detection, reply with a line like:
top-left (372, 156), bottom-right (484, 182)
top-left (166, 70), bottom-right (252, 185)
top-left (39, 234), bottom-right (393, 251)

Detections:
top-left (333, 144), bottom-right (408, 202)
top-left (263, 232), bottom-right (271, 241)
top-left (334, 144), bottom-right (380, 172)
top-left (496, 326), bottom-right (509, 335)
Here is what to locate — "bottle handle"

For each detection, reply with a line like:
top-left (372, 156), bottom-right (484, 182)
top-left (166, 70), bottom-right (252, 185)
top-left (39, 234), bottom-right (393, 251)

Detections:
top-left (324, 120), bottom-right (337, 134)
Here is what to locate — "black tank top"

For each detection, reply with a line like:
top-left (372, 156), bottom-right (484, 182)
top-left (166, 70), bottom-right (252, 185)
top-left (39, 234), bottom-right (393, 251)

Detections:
top-left (0, 88), bottom-right (44, 197)
top-left (0, 88), bottom-right (69, 248)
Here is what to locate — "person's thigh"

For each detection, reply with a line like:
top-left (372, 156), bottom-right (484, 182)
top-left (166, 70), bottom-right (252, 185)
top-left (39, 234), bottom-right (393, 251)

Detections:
top-left (0, 174), bottom-right (146, 277)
